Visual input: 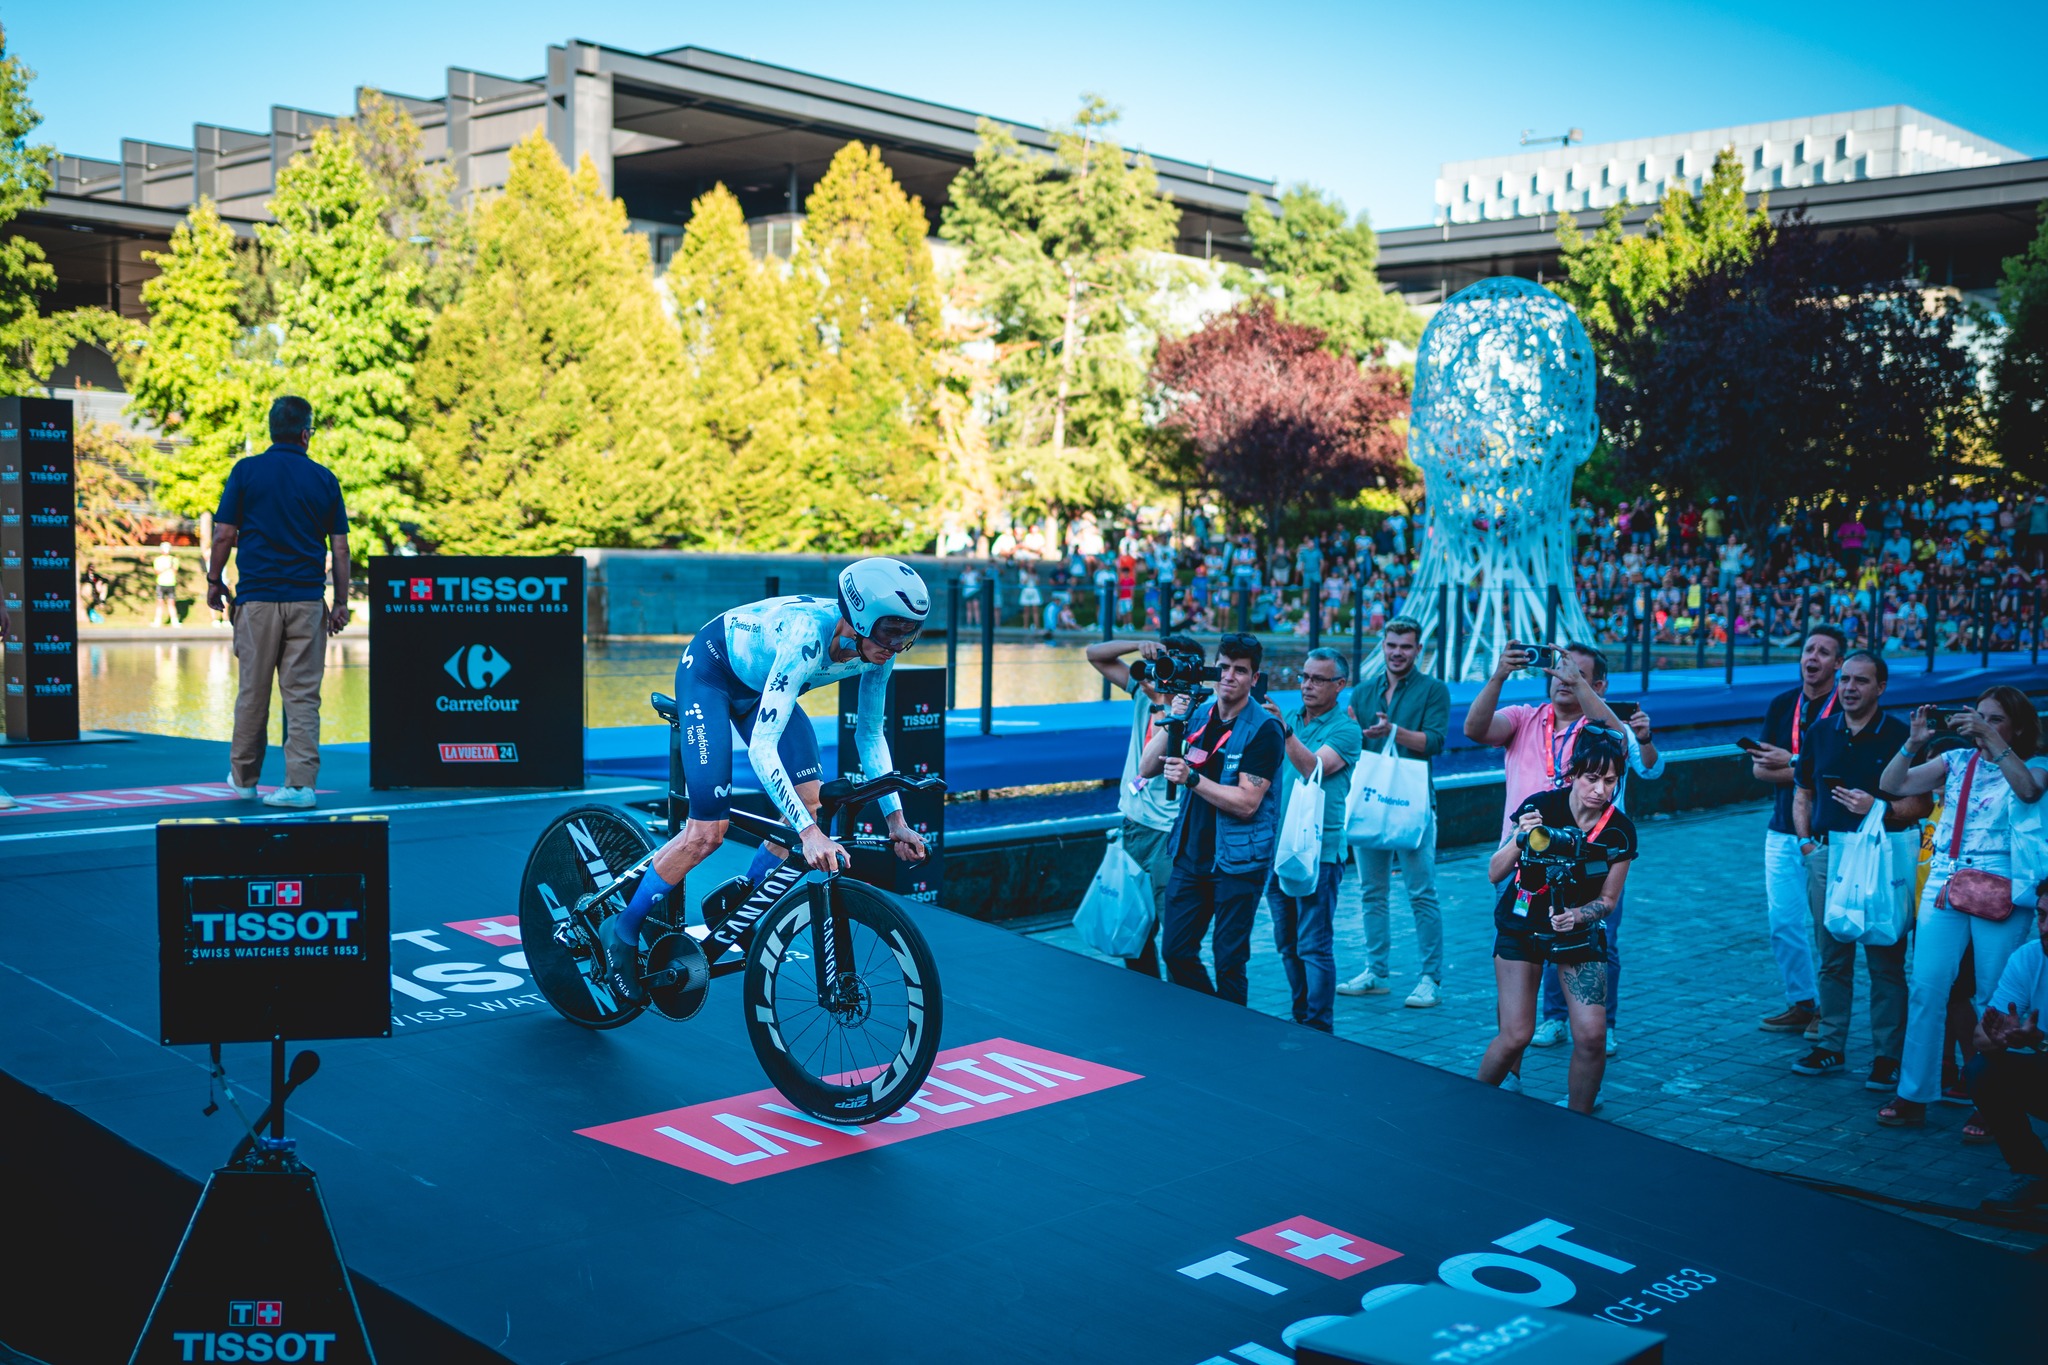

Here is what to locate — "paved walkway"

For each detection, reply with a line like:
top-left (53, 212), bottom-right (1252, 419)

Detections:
top-left (1028, 800), bottom-right (2046, 1254)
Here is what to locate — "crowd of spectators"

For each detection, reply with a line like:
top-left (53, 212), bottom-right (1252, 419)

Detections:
top-left (973, 489), bottom-right (2048, 655)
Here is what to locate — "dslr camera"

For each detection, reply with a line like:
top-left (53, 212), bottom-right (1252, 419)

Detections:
top-left (1515, 822), bottom-right (1610, 880)
top-left (1130, 647), bottom-right (1221, 696)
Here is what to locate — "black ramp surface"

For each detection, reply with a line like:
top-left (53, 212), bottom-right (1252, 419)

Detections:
top-left (0, 786), bottom-right (2041, 1364)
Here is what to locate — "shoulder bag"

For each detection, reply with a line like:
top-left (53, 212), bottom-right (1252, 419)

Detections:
top-left (1937, 754), bottom-right (2017, 922)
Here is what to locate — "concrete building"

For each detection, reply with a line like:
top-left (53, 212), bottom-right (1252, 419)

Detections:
top-left (27, 39), bottom-right (1272, 328)
top-left (1435, 106), bottom-right (2020, 226)
top-left (1378, 108), bottom-right (2045, 308)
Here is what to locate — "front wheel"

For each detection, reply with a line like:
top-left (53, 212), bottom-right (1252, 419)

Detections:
top-left (745, 878), bottom-right (942, 1124)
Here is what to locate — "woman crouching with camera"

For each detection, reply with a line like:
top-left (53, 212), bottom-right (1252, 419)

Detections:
top-left (1478, 728), bottom-right (1637, 1113)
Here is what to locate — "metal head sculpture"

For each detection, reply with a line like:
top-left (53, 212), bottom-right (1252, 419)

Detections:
top-left (1399, 277), bottom-right (1601, 681)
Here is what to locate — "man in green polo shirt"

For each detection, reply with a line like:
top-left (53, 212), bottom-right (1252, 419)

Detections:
top-left (1260, 647), bottom-right (1364, 1031)
top-left (1341, 615), bottom-right (1451, 1008)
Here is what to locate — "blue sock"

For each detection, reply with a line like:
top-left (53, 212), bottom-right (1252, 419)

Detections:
top-left (745, 843), bottom-right (782, 888)
top-left (615, 868), bottom-right (675, 946)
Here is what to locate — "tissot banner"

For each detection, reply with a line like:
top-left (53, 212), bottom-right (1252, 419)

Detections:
top-left (837, 665), bottom-right (945, 902)
top-left (368, 555), bottom-right (583, 788)
top-left (1, 396), bottom-right (79, 742)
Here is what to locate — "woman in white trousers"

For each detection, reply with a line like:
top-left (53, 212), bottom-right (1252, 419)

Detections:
top-left (1875, 687), bottom-right (2045, 1130)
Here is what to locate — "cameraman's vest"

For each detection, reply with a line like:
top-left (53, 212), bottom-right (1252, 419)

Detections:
top-left (1176, 699), bottom-right (1282, 876)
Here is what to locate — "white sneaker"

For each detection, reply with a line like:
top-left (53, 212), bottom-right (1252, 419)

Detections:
top-left (1404, 975), bottom-right (1441, 1008)
top-left (1531, 1018), bottom-right (1567, 1048)
top-left (261, 786), bottom-right (317, 809)
top-left (1555, 1095), bottom-right (1606, 1113)
top-left (0, 786), bottom-right (16, 810)
top-left (225, 772), bottom-right (258, 800)
top-left (1605, 1028), bottom-right (1618, 1057)
top-left (1337, 970), bottom-right (1391, 997)
top-left (1499, 1072), bottom-right (1522, 1094)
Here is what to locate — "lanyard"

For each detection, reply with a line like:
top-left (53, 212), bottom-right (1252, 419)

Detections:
top-left (1790, 689), bottom-right (1836, 756)
top-left (1541, 706), bottom-right (1586, 783)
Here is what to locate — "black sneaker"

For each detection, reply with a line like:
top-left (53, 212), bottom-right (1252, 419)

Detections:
top-left (1864, 1057), bottom-right (1901, 1092)
top-left (1759, 1001), bottom-right (1817, 1033)
top-left (1791, 1048), bottom-right (1846, 1077)
top-left (1980, 1173), bottom-right (2048, 1212)
top-left (604, 934), bottom-right (647, 1006)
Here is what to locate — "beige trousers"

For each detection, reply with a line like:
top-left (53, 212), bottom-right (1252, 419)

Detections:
top-left (232, 599), bottom-right (326, 788)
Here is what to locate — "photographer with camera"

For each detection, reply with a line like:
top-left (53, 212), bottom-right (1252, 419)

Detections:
top-left (1465, 641), bottom-right (1660, 1066)
top-left (1477, 728), bottom-right (1638, 1114)
top-left (1138, 633), bottom-right (1284, 1006)
top-left (1088, 632), bottom-right (1209, 977)
top-left (1872, 687), bottom-right (2045, 1130)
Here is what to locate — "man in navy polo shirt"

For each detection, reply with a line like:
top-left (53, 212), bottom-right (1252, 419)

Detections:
top-left (205, 396), bottom-right (351, 809)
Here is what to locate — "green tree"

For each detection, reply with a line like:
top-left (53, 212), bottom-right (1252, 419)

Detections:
top-left (343, 89), bottom-right (472, 311)
top-left (667, 185), bottom-right (814, 548)
top-left (0, 26), bottom-right (126, 394)
top-left (259, 127), bottom-right (432, 549)
top-left (795, 142), bottom-right (941, 550)
top-left (1226, 185), bottom-right (1420, 356)
top-left (1554, 147), bottom-right (1770, 347)
top-left (120, 198), bottom-right (260, 516)
top-left (413, 130), bottom-right (686, 553)
top-left (941, 98), bottom-right (1184, 515)
top-left (1990, 206), bottom-right (2048, 480)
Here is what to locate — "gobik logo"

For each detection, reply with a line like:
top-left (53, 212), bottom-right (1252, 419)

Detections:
top-left (444, 644), bottom-right (511, 689)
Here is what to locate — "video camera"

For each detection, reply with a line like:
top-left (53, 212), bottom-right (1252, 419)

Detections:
top-left (1130, 647), bottom-right (1221, 695)
top-left (1515, 822), bottom-right (1610, 880)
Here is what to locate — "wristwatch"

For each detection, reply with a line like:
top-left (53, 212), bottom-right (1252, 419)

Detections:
top-left (1186, 770), bottom-right (1201, 791)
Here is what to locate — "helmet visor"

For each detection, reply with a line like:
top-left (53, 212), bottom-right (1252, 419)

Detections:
top-left (868, 614), bottom-right (925, 654)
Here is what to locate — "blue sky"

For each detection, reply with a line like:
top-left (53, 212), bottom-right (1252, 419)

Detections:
top-left (14, 0), bottom-right (2044, 229)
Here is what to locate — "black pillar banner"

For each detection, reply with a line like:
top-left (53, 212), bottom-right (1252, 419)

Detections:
top-left (367, 556), bottom-right (583, 788)
top-left (1, 396), bottom-right (79, 742)
top-left (838, 666), bottom-right (945, 903)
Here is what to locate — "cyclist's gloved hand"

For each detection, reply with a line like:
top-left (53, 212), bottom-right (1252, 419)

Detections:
top-left (799, 823), bottom-right (851, 874)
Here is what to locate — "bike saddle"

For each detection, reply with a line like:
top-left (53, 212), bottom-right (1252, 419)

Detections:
top-left (651, 692), bottom-right (678, 724)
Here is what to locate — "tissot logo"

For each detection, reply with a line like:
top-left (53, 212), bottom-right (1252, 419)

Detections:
top-left (27, 423), bottom-right (67, 441)
top-left (31, 640), bottom-right (74, 654)
top-left (444, 644), bottom-right (511, 689)
top-left (27, 467), bottom-right (67, 483)
top-left (31, 552), bottom-right (70, 569)
top-left (386, 574), bottom-right (570, 604)
top-left (28, 511), bottom-right (68, 526)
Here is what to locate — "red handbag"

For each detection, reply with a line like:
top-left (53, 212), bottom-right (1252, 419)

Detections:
top-left (1936, 754), bottom-right (2018, 922)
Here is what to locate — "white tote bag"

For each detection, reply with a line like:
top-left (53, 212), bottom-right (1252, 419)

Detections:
top-left (1073, 831), bottom-right (1156, 959)
top-left (1275, 759), bottom-right (1327, 897)
top-left (1346, 734), bottom-right (1431, 851)
top-left (1825, 802), bottom-right (1902, 943)
top-left (2007, 767), bottom-right (2048, 910)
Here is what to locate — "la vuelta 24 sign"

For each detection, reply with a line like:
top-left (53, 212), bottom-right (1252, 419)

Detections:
top-left (368, 556), bottom-right (584, 789)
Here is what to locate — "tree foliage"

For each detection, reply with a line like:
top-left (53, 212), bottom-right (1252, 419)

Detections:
top-left (342, 90), bottom-right (472, 311)
top-left (667, 185), bottom-right (814, 548)
top-left (1554, 148), bottom-right (1770, 347)
top-left (259, 128), bottom-right (432, 548)
top-left (0, 25), bottom-right (126, 394)
top-left (1226, 185), bottom-right (1420, 357)
top-left (120, 198), bottom-right (259, 516)
top-left (1991, 206), bottom-right (2048, 481)
top-left (1151, 303), bottom-right (1408, 537)
top-left (941, 98), bottom-right (1184, 515)
top-left (413, 130), bottom-right (686, 554)
top-left (1600, 218), bottom-right (1977, 519)
top-left (73, 420), bottom-right (156, 547)
top-left (792, 142), bottom-right (941, 549)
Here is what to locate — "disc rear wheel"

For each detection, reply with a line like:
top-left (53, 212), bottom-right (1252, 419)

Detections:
top-left (744, 878), bottom-right (942, 1124)
top-left (518, 804), bottom-right (658, 1029)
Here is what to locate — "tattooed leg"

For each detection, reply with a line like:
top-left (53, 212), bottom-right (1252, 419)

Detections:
top-left (1562, 960), bottom-right (1610, 1114)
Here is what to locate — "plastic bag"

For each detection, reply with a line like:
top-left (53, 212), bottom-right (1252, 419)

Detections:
top-left (1825, 802), bottom-right (1913, 944)
top-left (1275, 758), bottom-right (1327, 897)
top-left (1073, 831), bottom-right (1156, 959)
top-left (1346, 734), bottom-right (1431, 851)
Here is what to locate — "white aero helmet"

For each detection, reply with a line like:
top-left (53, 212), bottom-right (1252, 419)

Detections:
top-left (837, 557), bottom-right (931, 652)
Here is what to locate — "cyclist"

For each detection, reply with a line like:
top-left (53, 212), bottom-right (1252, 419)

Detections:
top-left (606, 558), bottom-right (934, 1002)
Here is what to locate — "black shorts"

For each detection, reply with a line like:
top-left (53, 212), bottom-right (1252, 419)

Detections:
top-left (1494, 925), bottom-right (1607, 966)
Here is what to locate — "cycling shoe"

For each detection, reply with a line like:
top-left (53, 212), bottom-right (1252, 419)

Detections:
top-left (604, 934), bottom-right (648, 1006)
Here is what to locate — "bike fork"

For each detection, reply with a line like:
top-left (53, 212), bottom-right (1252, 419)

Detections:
top-left (809, 878), bottom-right (840, 1008)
